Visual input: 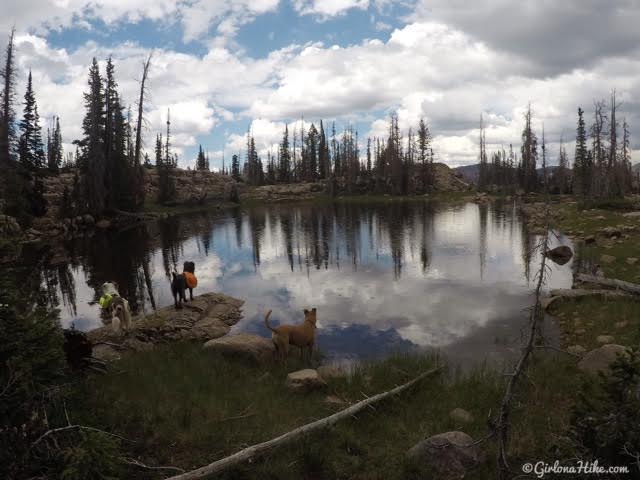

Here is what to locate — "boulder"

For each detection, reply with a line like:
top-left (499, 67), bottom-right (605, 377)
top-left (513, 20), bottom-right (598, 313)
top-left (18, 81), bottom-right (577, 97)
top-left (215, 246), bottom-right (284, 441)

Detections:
top-left (285, 369), bottom-right (327, 392)
top-left (614, 321), bottom-right (628, 329)
top-left (578, 344), bottom-right (628, 376)
top-left (449, 408), bottom-right (474, 424)
top-left (584, 235), bottom-right (596, 245)
top-left (626, 258), bottom-right (638, 265)
top-left (545, 245), bottom-right (573, 265)
top-left (406, 431), bottom-right (484, 479)
top-left (189, 316), bottom-right (230, 340)
top-left (599, 226), bottom-right (621, 238)
top-left (622, 211), bottom-right (640, 218)
top-left (204, 333), bottom-right (274, 364)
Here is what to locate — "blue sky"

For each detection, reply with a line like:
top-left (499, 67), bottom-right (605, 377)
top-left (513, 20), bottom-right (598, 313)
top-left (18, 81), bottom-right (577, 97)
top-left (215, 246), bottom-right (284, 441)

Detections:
top-left (3, 0), bottom-right (639, 169)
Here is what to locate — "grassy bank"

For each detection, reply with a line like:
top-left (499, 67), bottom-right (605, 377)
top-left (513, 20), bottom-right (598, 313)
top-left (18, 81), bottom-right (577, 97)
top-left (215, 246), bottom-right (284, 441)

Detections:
top-left (68, 342), bottom-right (591, 479)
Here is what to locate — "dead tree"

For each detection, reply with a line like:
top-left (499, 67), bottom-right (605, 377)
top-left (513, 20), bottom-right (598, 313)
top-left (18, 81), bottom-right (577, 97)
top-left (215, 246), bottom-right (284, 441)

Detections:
top-left (134, 53), bottom-right (152, 167)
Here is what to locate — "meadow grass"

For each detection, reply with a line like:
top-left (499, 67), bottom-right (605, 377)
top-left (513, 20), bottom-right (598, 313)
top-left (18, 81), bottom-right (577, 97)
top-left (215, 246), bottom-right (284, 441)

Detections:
top-left (68, 342), bottom-right (592, 479)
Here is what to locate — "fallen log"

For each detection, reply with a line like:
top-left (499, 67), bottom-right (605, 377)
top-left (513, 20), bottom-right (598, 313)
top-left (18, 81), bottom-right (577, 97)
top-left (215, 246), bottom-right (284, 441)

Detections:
top-left (574, 273), bottom-right (640, 295)
top-left (164, 365), bottom-right (443, 480)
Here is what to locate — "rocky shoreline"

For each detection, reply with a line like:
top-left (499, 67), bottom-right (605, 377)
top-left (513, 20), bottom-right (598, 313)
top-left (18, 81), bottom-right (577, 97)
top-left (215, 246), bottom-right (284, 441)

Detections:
top-left (88, 292), bottom-right (245, 361)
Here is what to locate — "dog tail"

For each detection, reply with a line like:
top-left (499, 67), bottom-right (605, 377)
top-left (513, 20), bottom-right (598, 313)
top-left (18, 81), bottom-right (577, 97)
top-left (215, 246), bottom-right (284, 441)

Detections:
top-left (264, 310), bottom-right (276, 333)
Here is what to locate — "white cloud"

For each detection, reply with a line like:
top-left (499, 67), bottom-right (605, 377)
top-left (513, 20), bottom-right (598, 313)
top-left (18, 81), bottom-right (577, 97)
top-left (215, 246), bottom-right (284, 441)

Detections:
top-left (293, 0), bottom-right (369, 18)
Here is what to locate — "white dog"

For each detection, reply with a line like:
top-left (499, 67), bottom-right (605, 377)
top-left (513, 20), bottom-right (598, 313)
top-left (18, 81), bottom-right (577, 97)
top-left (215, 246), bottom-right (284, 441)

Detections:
top-left (101, 282), bottom-right (132, 335)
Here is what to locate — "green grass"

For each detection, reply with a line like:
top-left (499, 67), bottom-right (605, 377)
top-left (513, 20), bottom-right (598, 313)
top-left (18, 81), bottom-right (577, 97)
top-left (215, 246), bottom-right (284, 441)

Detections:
top-left (550, 297), bottom-right (640, 351)
top-left (68, 342), bottom-right (594, 479)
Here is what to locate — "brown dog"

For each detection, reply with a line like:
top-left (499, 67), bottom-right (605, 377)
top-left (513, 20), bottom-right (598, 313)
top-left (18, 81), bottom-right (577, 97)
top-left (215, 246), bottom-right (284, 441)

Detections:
top-left (264, 308), bottom-right (317, 362)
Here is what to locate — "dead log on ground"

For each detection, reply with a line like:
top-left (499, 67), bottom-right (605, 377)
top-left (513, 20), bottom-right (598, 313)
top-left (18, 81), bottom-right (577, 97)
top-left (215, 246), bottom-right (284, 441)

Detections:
top-left (165, 365), bottom-right (443, 480)
top-left (574, 273), bottom-right (640, 295)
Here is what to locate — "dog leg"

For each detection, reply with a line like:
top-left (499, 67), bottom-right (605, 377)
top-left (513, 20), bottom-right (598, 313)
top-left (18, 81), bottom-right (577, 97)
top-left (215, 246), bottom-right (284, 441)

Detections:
top-left (189, 288), bottom-right (194, 301)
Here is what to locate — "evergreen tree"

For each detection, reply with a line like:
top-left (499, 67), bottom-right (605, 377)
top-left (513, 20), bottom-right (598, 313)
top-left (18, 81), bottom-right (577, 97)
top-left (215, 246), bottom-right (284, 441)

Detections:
top-left (279, 125), bottom-right (291, 182)
top-left (196, 144), bottom-right (207, 170)
top-left (47, 116), bottom-right (63, 172)
top-left (0, 28), bottom-right (16, 167)
top-left (76, 57), bottom-right (106, 213)
top-left (304, 123), bottom-right (318, 182)
top-left (318, 120), bottom-right (330, 179)
top-left (417, 118), bottom-right (433, 192)
top-left (231, 154), bottom-right (240, 180)
top-left (18, 71), bottom-right (45, 170)
top-left (520, 103), bottom-right (538, 192)
top-left (574, 107), bottom-right (590, 196)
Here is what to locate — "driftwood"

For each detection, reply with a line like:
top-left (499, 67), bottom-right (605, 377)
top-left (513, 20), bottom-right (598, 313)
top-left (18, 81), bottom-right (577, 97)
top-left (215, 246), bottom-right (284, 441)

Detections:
top-left (575, 273), bottom-right (640, 295)
top-left (165, 365), bottom-right (443, 480)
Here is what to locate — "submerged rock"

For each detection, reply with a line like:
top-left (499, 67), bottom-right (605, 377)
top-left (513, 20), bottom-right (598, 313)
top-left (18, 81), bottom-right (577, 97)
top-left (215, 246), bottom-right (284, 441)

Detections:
top-left (406, 431), bottom-right (484, 479)
top-left (545, 245), bottom-right (573, 265)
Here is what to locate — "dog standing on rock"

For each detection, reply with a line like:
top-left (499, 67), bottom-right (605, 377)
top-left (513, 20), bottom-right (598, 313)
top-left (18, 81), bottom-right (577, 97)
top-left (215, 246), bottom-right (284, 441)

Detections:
top-left (264, 308), bottom-right (317, 363)
top-left (99, 281), bottom-right (132, 334)
top-left (171, 261), bottom-right (197, 309)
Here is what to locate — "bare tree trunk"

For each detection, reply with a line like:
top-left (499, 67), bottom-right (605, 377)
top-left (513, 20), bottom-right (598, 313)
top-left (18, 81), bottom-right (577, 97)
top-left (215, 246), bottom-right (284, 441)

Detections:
top-left (164, 365), bottom-right (442, 480)
top-left (575, 273), bottom-right (640, 295)
top-left (134, 53), bottom-right (152, 166)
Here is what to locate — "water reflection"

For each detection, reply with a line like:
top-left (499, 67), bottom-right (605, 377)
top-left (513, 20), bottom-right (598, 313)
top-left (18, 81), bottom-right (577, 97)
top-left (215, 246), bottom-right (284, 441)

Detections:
top-left (24, 200), bottom-right (575, 365)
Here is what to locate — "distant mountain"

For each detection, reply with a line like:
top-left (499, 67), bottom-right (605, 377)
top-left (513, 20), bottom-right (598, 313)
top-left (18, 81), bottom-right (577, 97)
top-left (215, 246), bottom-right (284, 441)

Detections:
top-left (453, 163), bottom-right (564, 185)
top-left (453, 164), bottom-right (480, 184)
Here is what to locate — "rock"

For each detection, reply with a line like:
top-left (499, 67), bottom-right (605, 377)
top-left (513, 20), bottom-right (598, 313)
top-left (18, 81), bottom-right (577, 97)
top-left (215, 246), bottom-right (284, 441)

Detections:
top-left (626, 258), bottom-right (638, 265)
top-left (578, 344), bottom-right (628, 376)
top-left (545, 245), bottom-right (573, 265)
top-left (614, 321), bottom-right (628, 329)
top-left (599, 226), bottom-right (621, 238)
top-left (95, 219), bottom-right (111, 229)
top-left (596, 335), bottom-right (615, 344)
top-left (82, 214), bottom-right (95, 225)
top-left (285, 369), bottom-right (327, 392)
top-left (317, 365), bottom-right (347, 380)
top-left (323, 395), bottom-right (346, 407)
top-left (575, 328), bottom-right (586, 335)
top-left (204, 333), bottom-right (274, 364)
top-left (567, 345), bottom-right (586, 356)
top-left (449, 408), bottom-right (474, 424)
top-left (190, 316), bottom-right (230, 340)
top-left (406, 431), bottom-right (484, 479)
top-left (584, 235), bottom-right (596, 244)
top-left (600, 254), bottom-right (616, 264)
top-left (622, 211), bottom-right (640, 218)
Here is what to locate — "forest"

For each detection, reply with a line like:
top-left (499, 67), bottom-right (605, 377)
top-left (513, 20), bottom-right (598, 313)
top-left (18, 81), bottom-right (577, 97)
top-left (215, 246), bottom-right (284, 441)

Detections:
top-left (1, 27), bottom-right (635, 232)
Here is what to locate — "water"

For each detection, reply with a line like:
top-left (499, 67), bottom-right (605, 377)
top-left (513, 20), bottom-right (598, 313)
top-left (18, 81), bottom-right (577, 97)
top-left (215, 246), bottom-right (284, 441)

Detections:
top-left (17, 200), bottom-right (575, 366)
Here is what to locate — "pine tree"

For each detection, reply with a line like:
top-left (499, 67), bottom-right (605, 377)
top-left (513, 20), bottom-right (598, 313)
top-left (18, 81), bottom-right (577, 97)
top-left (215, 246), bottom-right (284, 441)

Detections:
top-left (18, 71), bottom-right (45, 170)
top-left (47, 116), bottom-right (63, 172)
top-left (0, 28), bottom-right (16, 167)
top-left (318, 120), bottom-right (330, 179)
top-left (196, 145), bottom-right (207, 170)
top-left (574, 107), bottom-right (590, 196)
top-left (478, 114), bottom-right (488, 191)
top-left (76, 57), bottom-right (106, 213)
top-left (520, 103), bottom-right (538, 192)
top-left (279, 125), bottom-right (291, 182)
top-left (231, 154), bottom-right (240, 180)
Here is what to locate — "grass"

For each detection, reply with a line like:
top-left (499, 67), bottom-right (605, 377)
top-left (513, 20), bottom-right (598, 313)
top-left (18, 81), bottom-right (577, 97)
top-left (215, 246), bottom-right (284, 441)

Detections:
top-left (68, 342), bottom-right (592, 479)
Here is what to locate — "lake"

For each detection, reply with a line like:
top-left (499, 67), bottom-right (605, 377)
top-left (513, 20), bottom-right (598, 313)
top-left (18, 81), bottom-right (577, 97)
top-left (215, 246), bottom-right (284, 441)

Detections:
top-left (17, 200), bottom-right (575, 366)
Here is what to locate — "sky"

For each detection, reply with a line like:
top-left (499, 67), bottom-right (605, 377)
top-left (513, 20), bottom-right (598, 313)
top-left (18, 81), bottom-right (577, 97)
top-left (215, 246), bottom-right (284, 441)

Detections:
top-left (3, 0), bottom-right (639, 170)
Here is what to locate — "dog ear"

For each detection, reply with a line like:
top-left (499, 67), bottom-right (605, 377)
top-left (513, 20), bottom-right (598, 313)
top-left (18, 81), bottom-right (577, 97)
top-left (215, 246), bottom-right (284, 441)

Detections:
top-left (304, 309), bottom-right (309, 314)
top-left (312, 308), bottom-right (316, 313)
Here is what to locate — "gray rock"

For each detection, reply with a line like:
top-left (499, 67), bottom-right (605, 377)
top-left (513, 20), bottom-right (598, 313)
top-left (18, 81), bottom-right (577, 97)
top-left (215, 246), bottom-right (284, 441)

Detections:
top-left (626, 258), bottom-right (638, 265)
top-left (285, 369), bottom-right (327, 392)
top-left (323, 395), bottom-right (346, 407)
top-left (407, 431), bottom-right (484, 479)
top-left (95, 219), bottom-right (111, 229)
top-left (204, 333), bottom-right (274, 364)
top-left (584, 235), bottom-right (596, 244)
top-left (578, 344), bottom-right (628, 376)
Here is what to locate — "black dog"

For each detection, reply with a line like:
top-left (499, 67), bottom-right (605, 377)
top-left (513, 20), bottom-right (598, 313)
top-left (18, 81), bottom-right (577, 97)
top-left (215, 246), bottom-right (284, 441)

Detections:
top-left (171, 261), bottom-right (196, 309)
